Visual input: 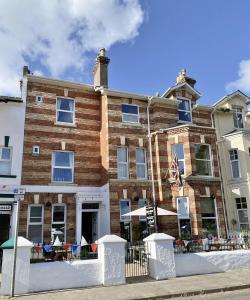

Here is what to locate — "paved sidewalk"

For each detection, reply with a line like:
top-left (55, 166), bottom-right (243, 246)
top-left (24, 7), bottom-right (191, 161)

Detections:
top-left (2, 269), bottom-right (250, 299)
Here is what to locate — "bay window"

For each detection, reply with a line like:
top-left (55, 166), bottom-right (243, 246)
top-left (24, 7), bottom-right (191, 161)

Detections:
top-left (235, 198), bottom-right (249, 230)
top-left (177, 197), bottom-right (191, 238)
top-left (178, 98), bottom-right (192, 122)
top-left (195, 144), bottom-right (212, 176)
top-left (56, 97), bottom-right (75, 124)
top-left (201, 197), bottom-right (218, 237)
top-left (229, 149), bottom-right (240, 179)
top-left (52, 151), bottom-right (74, 183)
top-left (51, 205), bottom-right (66, 242)
top-left (172, 144), bottom-right (185, 175)
top-left (232, 106), bottom-right (243, 129)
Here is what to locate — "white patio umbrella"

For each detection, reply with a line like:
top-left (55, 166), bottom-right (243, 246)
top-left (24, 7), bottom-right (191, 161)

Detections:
top-left (122, 206), bottom-right (178, 217)
top-left (80, 235), bottom-right (88, 247)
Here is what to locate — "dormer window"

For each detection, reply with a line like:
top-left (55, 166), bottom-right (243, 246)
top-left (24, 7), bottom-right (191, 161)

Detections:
top-left (178, 98), bottom-right (192, 123)
top-left (232, 105), bottom-right (243, 129)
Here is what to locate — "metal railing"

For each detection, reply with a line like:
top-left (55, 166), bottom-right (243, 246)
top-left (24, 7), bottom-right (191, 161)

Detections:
top-left (30, 243), bottom-right (98, 263)
top-left (174, 235), bottom-right (250, 254)
top-left (125, 241), bottom-right (150, 279)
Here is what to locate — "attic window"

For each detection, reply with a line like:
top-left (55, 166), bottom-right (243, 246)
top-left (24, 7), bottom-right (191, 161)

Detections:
top-left (178, 98), bottom-right (192, 123)
top-left (232, 105), bottom-right (243, 129)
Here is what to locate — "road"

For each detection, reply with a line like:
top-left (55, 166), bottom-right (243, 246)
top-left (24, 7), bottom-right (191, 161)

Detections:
top-left (171, 288), bottom-right (250, 299)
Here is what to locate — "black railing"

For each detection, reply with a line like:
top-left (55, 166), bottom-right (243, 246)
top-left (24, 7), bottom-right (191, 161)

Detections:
top-left (30, 243), bottom-right (98, 263)
top-left (125, 241), bottom-right (150, 279)
top-left (174, 236), bottom-right (250, 254)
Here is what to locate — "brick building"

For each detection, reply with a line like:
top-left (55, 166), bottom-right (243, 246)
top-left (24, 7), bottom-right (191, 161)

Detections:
top-left (18, 49), bottom-right (227, 244)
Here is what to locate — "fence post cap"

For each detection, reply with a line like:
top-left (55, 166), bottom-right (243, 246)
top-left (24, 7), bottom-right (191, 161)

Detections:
top-left (0, 236), bottom-right (33, 249)
top-left (143, 233), bottom-right (175, 242)
top-left (97, 234), bottom-right (127, 244)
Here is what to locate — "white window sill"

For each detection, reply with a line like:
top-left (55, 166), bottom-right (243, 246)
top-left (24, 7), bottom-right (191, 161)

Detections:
top-left (121, 122), bottom-right (142, 128)
top-left (54, 122), bottom-right (77, 128)
top-left (49, 182), bottom-right (78, 186)
top-left (177, 120), bottom-right (193, 125)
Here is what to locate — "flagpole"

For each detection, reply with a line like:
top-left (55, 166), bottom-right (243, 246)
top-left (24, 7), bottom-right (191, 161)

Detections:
top-left (147, 99), bottom-right (158, 233)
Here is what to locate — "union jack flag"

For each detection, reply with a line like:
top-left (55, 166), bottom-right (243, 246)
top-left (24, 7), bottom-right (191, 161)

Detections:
top-left (170, 153), bottom-right (183, 187)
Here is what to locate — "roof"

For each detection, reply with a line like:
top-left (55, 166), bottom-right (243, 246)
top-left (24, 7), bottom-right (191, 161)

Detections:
top-left (162, 81), bottom-right (202, 99)
top-left (0, 96), bottom-right (22, 103)
top-left (213, 90), bottom-right (250, 107)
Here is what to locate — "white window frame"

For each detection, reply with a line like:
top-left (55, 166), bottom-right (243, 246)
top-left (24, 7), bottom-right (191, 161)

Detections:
top-left (136, 148), bottom-right (147, 180)
top-left (52, 151), bottom-right (74, 183)
top-left (232, 105), bottom-right (244, 129)
top-left (0, 146), bottom-right (12, 175)
top-left (121, 103), bottom-right (139, 124)
top-left (27, 204), bottom-right (44, 244)
top-left (200, 196), bottom-right (219, 237)
top-left (235, 198), bottom-right (249, 230)
top-left (117, 147), bottom-right (129, 179)
top-left (51, 204), bottom-right (66, 242)
top-left (177, 97), bottom-right (192, 123)
top-left (56, 97), bottom-right (75, 125)
top-left (171, 143), bottom-right (185, 175)
top-left (194, 144), bottom-right (213, 177)
top-left (32, 145), bottom-right (40, 156)
top-left (229, 149), bottom-right (241, 179)
top-left (176, 197), bottom-right (189, 219)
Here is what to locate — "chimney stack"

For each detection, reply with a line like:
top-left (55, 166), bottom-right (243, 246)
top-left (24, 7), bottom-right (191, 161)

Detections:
top-left (176, 69), bottom-right (196, 88)
top-left (23, 65), bottom-right (30, 76)
top-left (93, 48), bottom-right (110, 88)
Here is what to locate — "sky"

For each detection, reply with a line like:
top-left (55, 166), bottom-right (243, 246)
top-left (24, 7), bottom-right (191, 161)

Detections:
top-left (1, 0), bottom-right (250, 105)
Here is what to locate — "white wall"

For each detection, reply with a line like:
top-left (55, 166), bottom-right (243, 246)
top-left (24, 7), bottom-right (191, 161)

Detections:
top-left (29, 260), bottom-right (102, 292)
top-left (175, 250), bottom-right (250, 277)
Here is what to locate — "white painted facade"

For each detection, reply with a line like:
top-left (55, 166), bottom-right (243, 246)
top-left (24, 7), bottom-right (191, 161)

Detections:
top-left (213, 91), bottom-right (250, 234)
top-left (0, 82), bottom-right (26, 242)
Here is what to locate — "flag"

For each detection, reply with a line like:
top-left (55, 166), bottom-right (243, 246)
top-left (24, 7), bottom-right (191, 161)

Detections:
top-left (170, 153), bottom-right (183, 186)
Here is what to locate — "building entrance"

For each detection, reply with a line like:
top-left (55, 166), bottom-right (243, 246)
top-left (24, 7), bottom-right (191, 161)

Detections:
top-left (0, 214), bottom-right (10, 245)
top-left (81, 211), bottom-right (98, 244)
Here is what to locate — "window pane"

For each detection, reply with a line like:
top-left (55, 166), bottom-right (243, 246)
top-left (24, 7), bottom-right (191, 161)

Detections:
top-left (53, 168), bottom-right (73, 182)
top-left (30, 206), bottom-right (42, 219)
top-left (178, 99), bottom-right (190, 111)
top-left (196, 160), bottom-right (212, 176)
top-left (1, 148), bottom-right (11, 160)
top-left (237, 114), bottom-right (243, 128)
top-left (117, 148), bottom-right (127, 163)
top-left (118, 163), bottom-right (128, 178)
top-left (178, 111), bottom-right (191, 122)
top-left (120, 222), bottom-right (131, 242)
top-left (229, 149), bottom-right (238, 160)
top-left (202, 219), bottom-right (217, 237)
top-left (53, 206), bottom-right (65, 222)
top-left (0, 161), bottom-right (11, 175)
top-left (136, 149), bottom-right (145, 163)
top-left (195, 145), bottom-right (210, 160)
top-left (123, 114), bottom-right (138, 123)
top-left (180, 219), bottom-right (192, 239)
top-left (238, 210), bottom-right (249, 224)
top-left (201, 197), bottom-right (216, 218)
top-left (177, 197), bottom-right (189, 219)
top-left (240, 224), bottom-right (249, 231)
top-left (121, 104), bottom-right (138, 114)
top-left (172, 144), bottom-right (184, 160)
top-left (57, 98), bottom-right (74, 111)
top-left (231, 160), bottom-right (240, 178)
top-left (136, 164), bottom-right (146, 179)
top-left (54, 152), bottom-right (72, 167)
top-left (120, 200), bottom-right (131, 222)
top-left (178, 161), bottom-right (185, 175)
top-left (138, 199), bottom-right (147, 221)
top-left (51, 224), bottom-right (65, 242)
top-left (57, 111), bottom-right (73, 123)
top-left (28, 225), bottom-right (42, 243)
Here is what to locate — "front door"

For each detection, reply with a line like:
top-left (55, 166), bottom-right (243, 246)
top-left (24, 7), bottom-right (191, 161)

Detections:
top-left (82, 212), bottom-right (98, 244)
top-left (0, 214), bottom-right (10, 245)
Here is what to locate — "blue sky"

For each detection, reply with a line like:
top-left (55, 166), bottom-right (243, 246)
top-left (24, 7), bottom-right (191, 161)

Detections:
top-left (1, 0), bottom-right (250, 105)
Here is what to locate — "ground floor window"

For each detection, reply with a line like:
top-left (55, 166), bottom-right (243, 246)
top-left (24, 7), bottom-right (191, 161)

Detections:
top-left (51, 204), bottom-right (66, 243)
top-left (201, 197), bottom-right (218, 237)
top-left (120, 199), bottom-right (131, 241)
top-left (177, 197), bottom-right (191, 239)
top-left (138, 199), bottom-right (148, 239)
top-left (28, 205), bottom-right (43, 244)
top-left (235, 197), bottom-right (249, 231)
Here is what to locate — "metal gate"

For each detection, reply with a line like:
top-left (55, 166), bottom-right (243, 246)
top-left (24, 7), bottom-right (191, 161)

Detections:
top-left (125, 241), bottom-right (150, 280)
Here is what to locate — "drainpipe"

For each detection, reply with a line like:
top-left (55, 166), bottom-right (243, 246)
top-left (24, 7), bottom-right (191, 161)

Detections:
top-left (147, 97), bottom-right (158, 232)
top-left (211, 108), bottom-right (229, 238)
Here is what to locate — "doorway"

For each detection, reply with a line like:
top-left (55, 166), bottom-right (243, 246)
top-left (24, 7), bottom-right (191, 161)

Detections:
top-left (0, 214), bottom-right (10, 245)
top-left (81, 212), bottom-right (98, 244)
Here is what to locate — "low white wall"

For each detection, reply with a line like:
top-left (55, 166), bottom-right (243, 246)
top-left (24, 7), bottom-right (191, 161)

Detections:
top-left (29, 259), bottom-right (102, 292)
top-left (175, 250), bottom-right (250, 277)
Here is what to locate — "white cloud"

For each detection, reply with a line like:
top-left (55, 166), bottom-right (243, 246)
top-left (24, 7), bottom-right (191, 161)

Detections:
top-left (226, 59), bottom-right (250, 94)
top-left (0, 0), bottom-right (144, 95)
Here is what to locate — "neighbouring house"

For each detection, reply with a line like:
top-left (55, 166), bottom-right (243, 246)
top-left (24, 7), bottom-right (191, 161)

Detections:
top-left (17, 49), bottom-right (227, 244)
top-left (213, 91), bottom-right (250, 235)
top-left (0, 93), bottom-right (26, 246)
